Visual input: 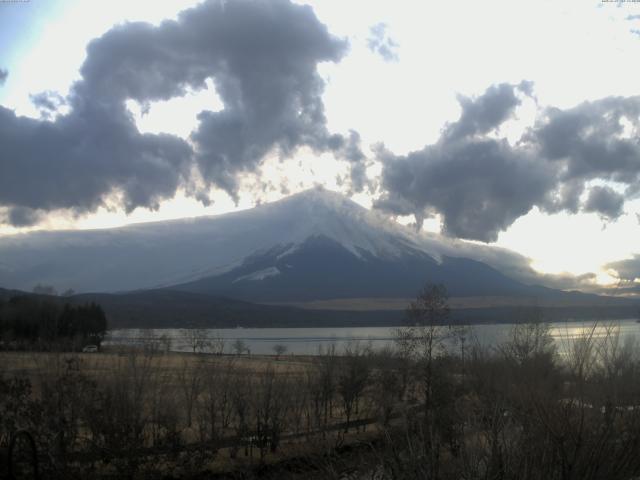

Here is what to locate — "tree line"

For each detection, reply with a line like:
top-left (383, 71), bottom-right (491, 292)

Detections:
top-left (0, 295), bottom-right (107, 348)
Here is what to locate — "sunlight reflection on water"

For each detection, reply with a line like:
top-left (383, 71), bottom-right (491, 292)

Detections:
top-left (104, 319), bottom-right (640, 355)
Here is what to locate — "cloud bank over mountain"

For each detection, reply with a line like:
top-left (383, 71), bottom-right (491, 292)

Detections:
top-left (607, 255), bottom-right (640, 283)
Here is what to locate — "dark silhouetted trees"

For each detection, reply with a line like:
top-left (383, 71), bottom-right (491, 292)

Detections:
top-left (0, 296), bottom-right (107, 347)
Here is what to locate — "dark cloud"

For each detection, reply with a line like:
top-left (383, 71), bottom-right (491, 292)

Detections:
top-left (583, 186), bottom-right (625, 219)
top-left (603, 284), bottom-right (640, 296)
top-left (377, 83), bottom-right (640, 242)
top-left (539, 272), bottom-right (599, 291)
top-left (606, 255), bottom-right (640, 283)
top-left (443, 82), bottom-right (531, 142)
top-left (541, 179), bottom-right (584, 214)
top-left (376, 82), bottom-right (555, 242)
top-left (328, 130), bottom-right (369, 192)
top-left (535, 97), bottom-right (640, 218)
top-left (0, 0), bottom-right (361, 225)
top-left (5, 206), bottom-right (42, 227)
top-left (0, 103), bottom-right (192, 218)
top-left (29, 91), bottom-right (66, 119)
top-left (367, 23), bottom-right (399, 62)
top-left (0, 68), bottom-right (7, 85)
top-left (532, 97), bottom-right (640, 181)
top-left (77, 0), bottom-right (352, 201)
top-left (375, 138), bottom-right (556, 242)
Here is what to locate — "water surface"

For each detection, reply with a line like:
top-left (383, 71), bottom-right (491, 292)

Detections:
top-left (105, 319), bottom-right (640, 355)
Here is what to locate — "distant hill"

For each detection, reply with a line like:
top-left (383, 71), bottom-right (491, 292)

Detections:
top-left (70, 289), bottom-right (401, 328)
top-left (0, 287), bottom-right (24, 300)
top-left (1, 286), bottom-right (637, 329)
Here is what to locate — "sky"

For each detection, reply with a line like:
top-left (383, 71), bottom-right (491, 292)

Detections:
top-left (1, 0), bottom-right (640, 292)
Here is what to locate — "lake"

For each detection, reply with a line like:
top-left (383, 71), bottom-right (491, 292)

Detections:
top-left (105, 319), bottom-right (640, 355)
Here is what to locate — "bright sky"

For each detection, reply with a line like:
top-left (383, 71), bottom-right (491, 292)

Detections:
top-left (1, 0), bottom-right (640, 286)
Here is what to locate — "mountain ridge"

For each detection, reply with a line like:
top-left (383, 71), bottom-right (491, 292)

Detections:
top-left (0, 188), bottom-right (440, 293)
top-left (0, 188), bottom-right (616, 304)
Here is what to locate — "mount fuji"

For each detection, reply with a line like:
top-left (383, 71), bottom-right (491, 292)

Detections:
top-left (0, 188), bottom-right (568, 302)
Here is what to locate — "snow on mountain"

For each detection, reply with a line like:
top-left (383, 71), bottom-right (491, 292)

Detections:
top-left (250, 188), bottom-right (438, 260)
top-left (0, 187), bottom-right (540, 294)
top-left (232, 266), bottom-right (281, 283)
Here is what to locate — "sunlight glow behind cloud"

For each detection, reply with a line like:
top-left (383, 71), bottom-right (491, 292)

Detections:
top-left (1, 0), bottom-right (639, 287)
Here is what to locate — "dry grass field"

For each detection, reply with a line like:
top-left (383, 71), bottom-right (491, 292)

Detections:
top-left (5, 320), bottom-right (640, 479)
top-left (0, 345), bottom-right (393, 478)
top-left (0, 349), bottom-right (313, 380)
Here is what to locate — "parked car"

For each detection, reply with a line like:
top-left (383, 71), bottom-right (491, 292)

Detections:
top-left (82, 345), bottom-right (99, 353)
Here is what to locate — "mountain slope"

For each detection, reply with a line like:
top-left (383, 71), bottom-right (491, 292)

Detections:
top-left (0, 188), bottom-right (435, 293)
top-left (175, 234), bottom-right (553, 301)
top-left (0, 188), bottom-right (613, 304)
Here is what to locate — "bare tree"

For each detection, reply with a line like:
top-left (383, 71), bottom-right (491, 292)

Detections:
top-left (337, 343), bottom-right (370, 432)
top-left (397, 283), bottom-right (450, 397)
top-left (158, 333), bottom-right (173, 354)
top-left (315, 344), bottom-right (338, 431)
top-left (177, 357), bottom-right (205, 428)
top-left (182, 329), bottom-right (211, 353)
top-left (82, 351), bottom-right (158, 476)
top-left (304, 366), bottom-right (324, 435)
top-left (232, 339), bottom-right (247, 356)
top-left (394, 283), bottom-right (451, 478)
top-left (371, 352), bottom-right (402, 426)
top-left (287, 371), bottom-right (309, 436)
top-left (451, 322), bottom-right (473, 376)
top-left (229, 374), bottom-right (251, 458)
top-left (141, 329), bottom-right (162, 355)
top-left (251, 366), bottom-right (292, 458)
top-left (198, 358), bottom-right (236, 445)
top-left (500, 308), bottom-right (555, 366)
top-left (273, 344), bottom-right (287, 360)
top-left (210, 334), bottom-right (225, 355)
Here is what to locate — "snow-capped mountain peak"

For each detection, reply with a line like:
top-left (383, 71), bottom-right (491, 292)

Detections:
top-left (0, 187), bottom-right (538, 295)
top-left (253, 187), bottom-right (434, 260)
